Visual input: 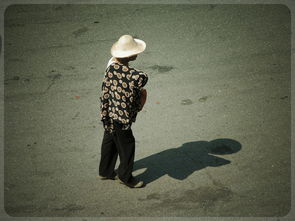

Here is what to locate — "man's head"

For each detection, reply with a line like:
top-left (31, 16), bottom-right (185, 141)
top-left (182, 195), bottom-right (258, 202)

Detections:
top-left (128, 54), bottom-right (138, 61)
top-left (116, 54), bottom-right (138, 64)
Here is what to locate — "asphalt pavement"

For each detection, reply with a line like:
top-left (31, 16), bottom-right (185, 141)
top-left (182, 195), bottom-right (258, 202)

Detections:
top-left (1, 3), bottom-right (293, 219)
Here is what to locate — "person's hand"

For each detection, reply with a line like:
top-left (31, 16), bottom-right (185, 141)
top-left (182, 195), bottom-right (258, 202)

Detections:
top-left (138, 88), bottom-right (147, 112)
top-left (138, 104), bottom-right (144, 112)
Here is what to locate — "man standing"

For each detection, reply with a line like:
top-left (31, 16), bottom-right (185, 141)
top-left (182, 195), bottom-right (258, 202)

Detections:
top-left (98, 35), bottom-right (148, 188)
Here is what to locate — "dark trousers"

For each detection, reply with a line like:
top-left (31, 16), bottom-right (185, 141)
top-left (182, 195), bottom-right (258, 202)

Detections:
top-left (99, 122), bottom-right (135, 184)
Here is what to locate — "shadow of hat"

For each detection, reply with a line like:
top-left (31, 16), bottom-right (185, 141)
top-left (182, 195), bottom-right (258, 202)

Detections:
top-left (207, 138), bottom-right (242, 155)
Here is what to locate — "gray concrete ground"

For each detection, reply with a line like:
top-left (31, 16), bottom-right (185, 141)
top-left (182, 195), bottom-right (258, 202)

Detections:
top-left (2, 3), bottom-right (292, 218)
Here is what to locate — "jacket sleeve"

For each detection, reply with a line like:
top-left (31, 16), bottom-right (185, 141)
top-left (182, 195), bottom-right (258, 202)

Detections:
top-left (134, 70), bottom-right (148, 90)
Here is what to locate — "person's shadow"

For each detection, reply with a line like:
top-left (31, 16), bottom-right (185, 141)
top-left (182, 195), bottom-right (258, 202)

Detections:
top-left (134, 138), bottom-right (242, 184)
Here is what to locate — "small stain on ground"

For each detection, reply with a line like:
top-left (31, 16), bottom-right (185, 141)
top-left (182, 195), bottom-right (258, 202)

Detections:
top-left (23, 78), bottom-right (30, 83)
top-left (141, 185), bottom-right (233, 210)
top-left (148, 65), bottom-right (174, 73)
top-left (54, 6), bottom-right (63, 10)
top-left (209, 4), bottom-right (217, 10)
top-left (199, 96), bottom-right (209, 102)
top-left (64, 66), bottom-right (75, 70)
top-left (72, 112), bottom-right (80, 120)
top-left (73, 27), bottom-right (89, 38)
top-left (47, 73), bottom-right (62, 79)
top-left (181, 99), bottom-right (193, 105)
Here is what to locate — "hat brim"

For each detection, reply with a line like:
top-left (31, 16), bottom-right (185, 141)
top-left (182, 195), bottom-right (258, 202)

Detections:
top-left (111, 39), bottom-right (146, 58)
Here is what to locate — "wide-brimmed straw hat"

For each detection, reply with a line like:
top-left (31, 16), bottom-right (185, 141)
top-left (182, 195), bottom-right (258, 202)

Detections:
top-left (111, 35), bottom-right (146, 58)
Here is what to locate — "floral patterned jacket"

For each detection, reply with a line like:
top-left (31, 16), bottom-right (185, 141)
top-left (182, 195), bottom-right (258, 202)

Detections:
top-left (100, 62), bottom-right (148, 132)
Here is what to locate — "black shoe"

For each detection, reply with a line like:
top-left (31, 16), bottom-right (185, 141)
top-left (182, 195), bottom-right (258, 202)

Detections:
top-left (118, 177), bottom-right (145, 188)
top-left (98, 175), bottom-right (118, 180)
